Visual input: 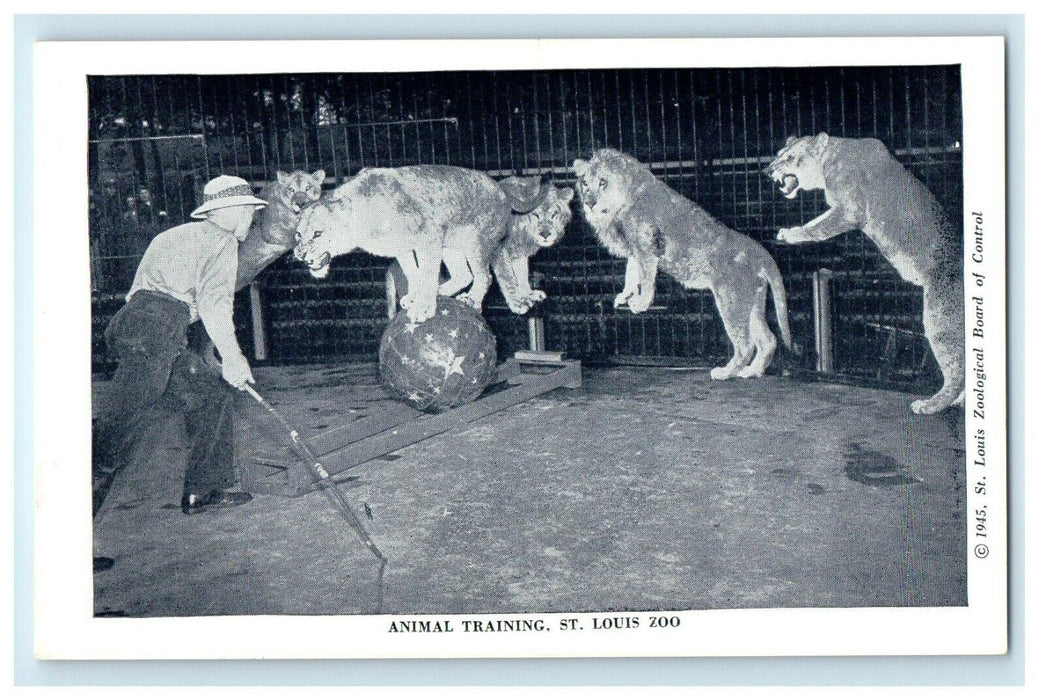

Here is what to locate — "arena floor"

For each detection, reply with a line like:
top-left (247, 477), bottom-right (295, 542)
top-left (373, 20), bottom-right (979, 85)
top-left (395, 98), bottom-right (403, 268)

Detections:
top-left (93, 363), bottom-right (966, 617)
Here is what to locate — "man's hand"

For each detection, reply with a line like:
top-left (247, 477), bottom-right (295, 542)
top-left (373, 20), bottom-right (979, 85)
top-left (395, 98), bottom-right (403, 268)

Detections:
top-left (221, 352), bottom-right (255, 390)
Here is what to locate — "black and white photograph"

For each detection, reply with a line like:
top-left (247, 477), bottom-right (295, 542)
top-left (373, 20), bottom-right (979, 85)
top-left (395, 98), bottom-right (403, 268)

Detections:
top-left (32, 36), bottom-right (1008, 660)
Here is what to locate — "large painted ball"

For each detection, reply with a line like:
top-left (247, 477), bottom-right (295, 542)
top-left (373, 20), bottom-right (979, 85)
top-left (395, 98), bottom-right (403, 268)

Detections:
top-left (378, 296), bottom-right (498, 413)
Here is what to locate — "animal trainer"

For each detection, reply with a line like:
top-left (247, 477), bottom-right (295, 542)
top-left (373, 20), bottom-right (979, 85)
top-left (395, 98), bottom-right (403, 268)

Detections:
top-left (92, 175), bottom-right (268, 572)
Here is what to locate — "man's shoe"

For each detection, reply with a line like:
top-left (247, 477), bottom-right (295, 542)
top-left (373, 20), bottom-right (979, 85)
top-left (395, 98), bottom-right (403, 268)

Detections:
top-left (93, 556), bottom-right (115, 573)
top-left (181, 490), bottom-right (253, 515)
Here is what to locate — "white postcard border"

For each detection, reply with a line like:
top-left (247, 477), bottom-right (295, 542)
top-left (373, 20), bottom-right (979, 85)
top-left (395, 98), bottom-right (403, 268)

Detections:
top-left (32, 36), bottom-right (1007, 660)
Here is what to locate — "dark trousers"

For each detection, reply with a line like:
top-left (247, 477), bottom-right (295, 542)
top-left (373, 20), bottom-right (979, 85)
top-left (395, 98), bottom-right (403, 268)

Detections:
top-left (93, 290), bottom-right (239, 515)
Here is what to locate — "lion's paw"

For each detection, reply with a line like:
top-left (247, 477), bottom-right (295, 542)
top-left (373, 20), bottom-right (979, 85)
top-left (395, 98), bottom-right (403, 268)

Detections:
top-left (737, 365), bottom-right (763, 379)
top-left (525, 290), bottom-right (546, 304)
top-left (613, 290), bottom-right (634, 308)
top-left (503, 293), bottom-right (534, 315)
top-left (910, 399), bottom-right (933, 414)
top-left (628, 295), bottom-right (653, 314)
top-left (407, 307), bottom-right (436, 324)
top-left (506, 299), bottom-right (531, 315)
top-left (776, 226), bottom-right (806, 244)
top-left (710, 366), bottom-right (734, 381)
top-left (403, 294), bottom-right (437, 323)
top-left (910, 398), bottom-right (948, 415)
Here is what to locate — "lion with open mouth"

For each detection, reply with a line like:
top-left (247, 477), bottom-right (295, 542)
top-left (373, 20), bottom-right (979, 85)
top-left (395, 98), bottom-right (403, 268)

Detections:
top-left (294, 165), bottom-right (549, 323)
top-left (765, 133), bottom-right (964, 415)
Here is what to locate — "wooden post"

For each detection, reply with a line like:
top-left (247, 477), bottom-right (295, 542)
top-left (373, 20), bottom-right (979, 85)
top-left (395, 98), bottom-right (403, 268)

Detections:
top-left (812, 269), bottom-right (834, 374)
top-left (527, 317), bottom-right (545, 352)
top-left (527, 271), bottom-right (547, 352)
top-left (248, 281), bottom-right (268, 361)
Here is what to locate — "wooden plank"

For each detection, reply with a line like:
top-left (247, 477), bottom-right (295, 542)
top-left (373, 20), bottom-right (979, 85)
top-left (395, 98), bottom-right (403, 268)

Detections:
top-left (558, 360), bottom-right (583, 389)
top-left (308, 361), bottom-right (581, 487)
top-left (249, 451), bottom-right (296, 469)
top-left (252, 359), bottom-right (526, 470)
top-left (514, 349), bottom-right (564, 364)
top-left (498, 358), bottom-right (523, 384)
top-left (303, 403), bottom-right (424, 458)
top-left (244, 359), bottom-right (580, 494)
top-left (239, 455), bottom-right (297, 497)
top-left (243, 478), bottom-right (294, 497)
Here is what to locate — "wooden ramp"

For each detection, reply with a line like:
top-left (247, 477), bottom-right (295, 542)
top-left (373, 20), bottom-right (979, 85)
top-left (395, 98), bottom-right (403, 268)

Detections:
top-left (240, 352), bottom-right (582, 497)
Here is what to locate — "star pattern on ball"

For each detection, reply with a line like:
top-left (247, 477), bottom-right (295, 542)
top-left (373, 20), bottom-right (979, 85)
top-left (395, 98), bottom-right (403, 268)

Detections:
top-left (444, 355), bottom-right (465, 378)
top-left (379, 296), bottom-right (497, 413)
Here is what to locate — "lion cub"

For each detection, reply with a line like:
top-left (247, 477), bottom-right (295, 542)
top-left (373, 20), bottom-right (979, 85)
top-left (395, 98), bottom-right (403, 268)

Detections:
top-left (765, 133), bottom-right (963, 414)
top-left (573, 148), bottom-right (794, 380)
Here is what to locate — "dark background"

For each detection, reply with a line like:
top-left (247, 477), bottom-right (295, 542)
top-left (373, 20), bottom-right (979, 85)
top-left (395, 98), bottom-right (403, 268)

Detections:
top-left (88, 65), bottom-right (963, 385)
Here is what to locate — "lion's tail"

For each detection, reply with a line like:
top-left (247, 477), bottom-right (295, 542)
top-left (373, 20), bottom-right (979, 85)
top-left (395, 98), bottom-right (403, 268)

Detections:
top-left (385, 261), bottom-right (406, 320)
top-left (761, 264), bottom-right (795, 354)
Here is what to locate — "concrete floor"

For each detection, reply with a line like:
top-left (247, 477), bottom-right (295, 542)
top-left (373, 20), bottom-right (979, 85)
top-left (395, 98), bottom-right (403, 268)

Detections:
top-left (93, 363), bottom-right (966, 617)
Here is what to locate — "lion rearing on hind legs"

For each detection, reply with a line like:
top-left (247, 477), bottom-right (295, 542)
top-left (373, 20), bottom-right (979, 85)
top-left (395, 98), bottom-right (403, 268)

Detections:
top-left (765, 133), bottom-right (964, 415)
top-left (572, 148), bottom-right (794, 381)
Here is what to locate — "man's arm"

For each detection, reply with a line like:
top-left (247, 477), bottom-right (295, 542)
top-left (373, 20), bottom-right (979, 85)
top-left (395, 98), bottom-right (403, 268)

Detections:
top-left (197, 235), bottom-right (254, 387)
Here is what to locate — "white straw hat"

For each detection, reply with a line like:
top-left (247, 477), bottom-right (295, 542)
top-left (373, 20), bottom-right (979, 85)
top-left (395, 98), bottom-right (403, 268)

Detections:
top-left (190, 175), bottom-right (268, 219)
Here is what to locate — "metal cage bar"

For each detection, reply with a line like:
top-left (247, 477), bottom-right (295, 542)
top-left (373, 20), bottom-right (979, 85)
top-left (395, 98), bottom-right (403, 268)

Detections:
top-left (89, 67), bottom-right (962, 386)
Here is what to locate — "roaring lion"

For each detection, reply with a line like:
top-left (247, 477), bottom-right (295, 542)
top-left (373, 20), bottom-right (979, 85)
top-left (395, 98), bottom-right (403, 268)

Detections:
top-left (294, 165), bottom-right (547, 323)
top-left (384, 179), bottom-right (574, 317)
top-left (765, 133), bottom-right (963, 414)
top-left (235, 169), bottom-right (325, 290)
top-left (572, 148), bottom-right (794, 380)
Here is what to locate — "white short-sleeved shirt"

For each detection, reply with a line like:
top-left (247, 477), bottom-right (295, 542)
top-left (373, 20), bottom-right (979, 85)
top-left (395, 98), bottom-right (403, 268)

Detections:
top-left (127, 219), bottom-right (244, 362)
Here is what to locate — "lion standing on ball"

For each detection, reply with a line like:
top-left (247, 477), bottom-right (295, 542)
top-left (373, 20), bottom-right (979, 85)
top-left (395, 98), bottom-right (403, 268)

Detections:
top-left (765, 133), bottom-right (963, 414)
top-left (572, 148), bottom-right (794, 380)
top-left (294, 165), bottom-right (549, 323)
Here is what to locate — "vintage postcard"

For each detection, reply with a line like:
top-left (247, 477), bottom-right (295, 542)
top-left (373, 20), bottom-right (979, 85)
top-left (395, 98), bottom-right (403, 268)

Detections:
top-left (33, 36), bottom-right (1006, 659)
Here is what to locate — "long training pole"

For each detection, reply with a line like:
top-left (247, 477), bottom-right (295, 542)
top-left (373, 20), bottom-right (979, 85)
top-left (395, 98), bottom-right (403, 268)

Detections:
top-left (243, 384), bottom-right (387, 613)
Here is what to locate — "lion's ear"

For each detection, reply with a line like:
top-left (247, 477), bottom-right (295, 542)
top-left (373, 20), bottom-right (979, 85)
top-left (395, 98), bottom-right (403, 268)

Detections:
top-left (815, 132), bottom-right (830, 150)
top-left (276, 171), bottom-right (291, 185)
top-left (571, 158), bottom-right (588, 174)
top-left (784, 136), bottom-right (798, 147)
top-left (311, 169), bottom-right (326, 183)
